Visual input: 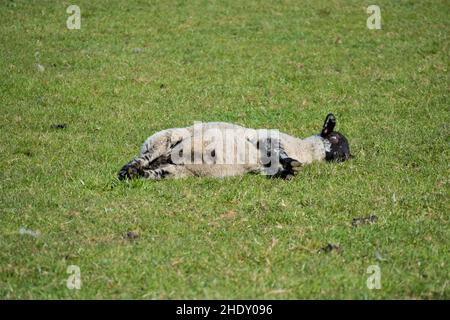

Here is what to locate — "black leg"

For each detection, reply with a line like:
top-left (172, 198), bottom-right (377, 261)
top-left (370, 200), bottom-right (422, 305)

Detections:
top-left (117, 160), bottom-right (145, 180)
top-left (269, 168), bottom-right (295, 180)
top-left (280, 156), bottom-right (301, 171)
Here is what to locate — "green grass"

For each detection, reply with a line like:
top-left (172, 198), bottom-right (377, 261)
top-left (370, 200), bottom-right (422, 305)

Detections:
top-left (0, 0), bottom-right (449, 299)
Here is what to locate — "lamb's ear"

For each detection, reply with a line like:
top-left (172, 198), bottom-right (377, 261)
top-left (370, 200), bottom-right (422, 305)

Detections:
top-left (320, 113), bottom-right (336, 137)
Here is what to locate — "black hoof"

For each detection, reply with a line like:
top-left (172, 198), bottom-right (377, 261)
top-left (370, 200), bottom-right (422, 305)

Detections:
top-left (270, 169), bottom-right (295, 180)
top-left (118, 163), bottom-right (144, 180)
top-left (280, 157), bottom-right (301, 170)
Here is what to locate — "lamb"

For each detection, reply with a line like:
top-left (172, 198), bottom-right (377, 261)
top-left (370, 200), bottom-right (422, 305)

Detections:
top-left (117, 113), bottom-right (351, 181)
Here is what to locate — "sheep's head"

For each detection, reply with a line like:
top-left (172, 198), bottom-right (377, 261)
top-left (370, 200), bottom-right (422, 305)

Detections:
top-left (320, 113), bottom-right (352, 162)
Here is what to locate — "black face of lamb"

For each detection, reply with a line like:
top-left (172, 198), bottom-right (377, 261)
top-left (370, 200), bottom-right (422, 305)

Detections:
top-left (320, 113), bottom-right (352, 162)
top-left (324, 132), bottom-right (351, 162)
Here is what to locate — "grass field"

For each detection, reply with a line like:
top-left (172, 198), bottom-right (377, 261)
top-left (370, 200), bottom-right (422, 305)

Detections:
top-left (0, 0), bottom-right (449, 299)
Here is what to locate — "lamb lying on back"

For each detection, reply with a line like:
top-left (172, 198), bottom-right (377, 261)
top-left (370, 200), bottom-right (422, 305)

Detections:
top-left (118, 113), bottom-right (351, 181)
